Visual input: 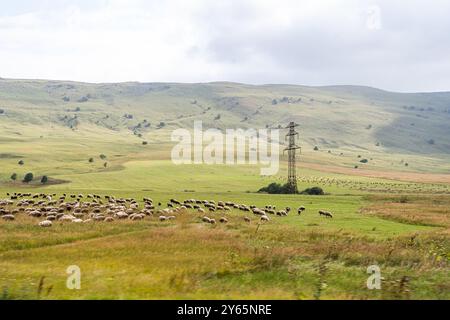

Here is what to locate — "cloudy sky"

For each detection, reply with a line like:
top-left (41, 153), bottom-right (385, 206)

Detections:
top-left (1, 0), bottom-right (449, 92)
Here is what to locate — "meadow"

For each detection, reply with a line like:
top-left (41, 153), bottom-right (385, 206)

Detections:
top-left (0, 80), bottom-right (449, 300)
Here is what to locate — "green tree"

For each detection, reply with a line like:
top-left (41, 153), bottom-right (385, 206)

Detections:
top-left (23, 172), bottom-right (34, 183)
top-left (41, 175), bottom-right (48, 184)
top-left (10, 173), bottom-right (17, 181)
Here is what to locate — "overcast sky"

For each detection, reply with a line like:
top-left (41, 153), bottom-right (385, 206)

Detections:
top-left (1, 0), bottom-right (449, 92)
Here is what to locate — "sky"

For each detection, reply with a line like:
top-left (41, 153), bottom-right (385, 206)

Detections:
top-left (1, 0), bottom-right (450, 92)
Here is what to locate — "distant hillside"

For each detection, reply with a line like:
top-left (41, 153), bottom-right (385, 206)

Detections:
top-left (1, 78), bottom-right (449, 158)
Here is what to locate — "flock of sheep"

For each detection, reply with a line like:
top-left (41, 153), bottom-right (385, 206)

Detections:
top-left (0, 192), bottom-right (334, 227)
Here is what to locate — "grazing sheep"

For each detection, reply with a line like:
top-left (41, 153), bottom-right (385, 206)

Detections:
top-left (219, 217), bottom-right (228, 223)
top-left (2, 214), bottom-right (15, 221)
top-left (159, 215), bottom-right (168, 221)
top-left (104, 217), bottom-right (114, 222)
top-left (72, 218), bottom-right (83, 223)
top-left (202, 216), bottom-right (211, 223)
top-left (276, 210), bottom-right (287, 216)
top-left (244, 216), bottom-right (251, 223)
top-left (209, 218), bottom-right (216, 224)
top-left (319, 210), bottom-right (333, 218)
top-left (298, 206), bottom-right (306, 214)
top-left (39, 220), bottom-right (52, 227)
top-left (260, 215), bottom-right (270, 222)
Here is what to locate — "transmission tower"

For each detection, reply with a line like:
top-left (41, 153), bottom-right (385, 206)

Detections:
top-left (284, 122), bottom-right (300, 194)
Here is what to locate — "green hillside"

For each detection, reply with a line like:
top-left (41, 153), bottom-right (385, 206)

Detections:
top-left (1, 78), bottom-right (449, 183)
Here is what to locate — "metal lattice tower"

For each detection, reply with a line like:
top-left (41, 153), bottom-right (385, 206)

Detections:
top-left (284, 122), bottom-right (300, 194)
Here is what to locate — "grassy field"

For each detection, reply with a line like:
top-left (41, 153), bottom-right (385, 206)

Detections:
top-left (0, 158), bottom-right (448, 300)
top-left (0, 79), bottom-right (449, 300)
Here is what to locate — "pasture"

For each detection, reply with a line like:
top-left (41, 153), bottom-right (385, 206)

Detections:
top-left (0, 159), bottom-right (448, 300)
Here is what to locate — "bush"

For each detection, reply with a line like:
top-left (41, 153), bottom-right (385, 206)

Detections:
top-left (314, 146), bottom-right (319, 151)
top-left (88, 158), bottom-right (94, 163)
top-left (99, 154), bottom-right (107, 160)
top-left (300, 187), bottom-right (324, 195)
top-left (18, 160), bottom-right (24, 165)
top-left (142, 141), bottom-right (148, 145)
top-left (10, 173), bottom-right (17, 181)
top-left (360, 159), bottom-right (369, 163)
top-left (41, 176), bottom-right (48, 184)
top-left (23, 172), bottom-right (34, 183)
top-left (258, 182), bottom-right (291, 194)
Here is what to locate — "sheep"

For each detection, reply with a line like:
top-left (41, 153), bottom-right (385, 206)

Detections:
top-left (130, 213), bottom-right (145, 221)
top-left (219, 217), bottom-right (228, 223)
top-left (260, 215), bottom-right (270, 222)
top-left (319, 210), bottom-right (333, 218)
top-left (276, 210), bottom-right (287, 216)
top-left (202, 216), bottom-right (211, 223)
top-left (298, 206), bottom-right (306, 214)
top-left (159, 215), bottom-right (168, 221)
top-left (72, 218), bottom-right (83, 223)
top-left (104, 217), bottom-right (114, 222)
top-left (209, 218), bottom-right (216, 224)
top-left (2, 214), bottom-right (15, 221)
top-left (59, 215), bottom-right (75, 222)
top-left (39, 220), bottom-right (52, 227)
top-left (197, 208), bottom-right (205, 214)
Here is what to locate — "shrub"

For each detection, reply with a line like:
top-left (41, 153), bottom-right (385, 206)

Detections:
top-left (360, 159), bottom-right (369, 163)
top-left (18, 160), bottom-right (24, 165)
top-left (258, 182), bottom-right (291, 194)
top-left (99, 154), bottom-right (107, 160)
top-left (23, 172), bottom-right (34, 183)
top-left (142, 141), bottom-right (148, 145)
top-left (314, 146), bottom-right (319, 151)
top-left (103, 162), bottom-right (108, 168)
top-left (41, 176), bottom-right (48, 184)
top-left (88, 158), bottom-right (94, 163)
top-left (300, 187), bottom-right (324, 195)
top-left (10, 173), bottom-right (17, 181)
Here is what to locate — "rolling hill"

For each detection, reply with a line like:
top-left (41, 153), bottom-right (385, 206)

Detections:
top-left (0, 78), bottom-right (450, 182)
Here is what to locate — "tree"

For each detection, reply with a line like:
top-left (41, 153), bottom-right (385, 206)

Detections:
top-left (314, 146), bottom-right (319, 151)
top-left (23, 172), bottom-right (34, 183)
top-left (41, 175), bottom-right (48, 184)
top-left (10, 173), bottom-right (17, 181)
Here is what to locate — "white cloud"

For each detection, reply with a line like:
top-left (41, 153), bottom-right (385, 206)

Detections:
top-left (0, 0), bottom-right (449, 91)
